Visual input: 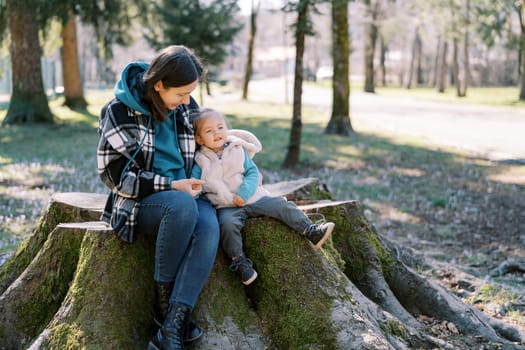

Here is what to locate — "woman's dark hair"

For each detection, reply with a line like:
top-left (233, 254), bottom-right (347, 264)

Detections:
top-left (142, 45), bottom-right (205, 121)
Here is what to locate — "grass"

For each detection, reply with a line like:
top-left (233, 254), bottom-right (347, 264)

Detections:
top-left (314, 79), bottom-right (525, 107)
top-left (0, 92), bottom-right (107, 257)
top-left (375, 85), bottom-right (525, 107)
top-left (0, 83), bottom-right (524, 264)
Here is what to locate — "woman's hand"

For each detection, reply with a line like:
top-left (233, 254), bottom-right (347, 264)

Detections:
top-left (233, 195), bottom-right (245, 207)
top-left (171, 178), bottom-right (205, 197)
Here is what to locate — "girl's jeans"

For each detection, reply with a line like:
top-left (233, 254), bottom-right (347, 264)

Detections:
top-left (217, 196), bottom-right (311, 259)
top-left (136, 190), bottom-right (219, 308)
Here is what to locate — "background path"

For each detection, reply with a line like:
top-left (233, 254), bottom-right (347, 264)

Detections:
top-left (216, 77), bottom-right (525, 162)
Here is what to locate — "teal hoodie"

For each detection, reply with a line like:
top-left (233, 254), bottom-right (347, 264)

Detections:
top-left (113, 62), bottom-right (150, 116)
top-left (113, 61), bottom-right (192, 181)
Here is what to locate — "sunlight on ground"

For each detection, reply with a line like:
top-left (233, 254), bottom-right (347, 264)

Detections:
top-left (353, 175), bottom-right (382, 185)
top-left (364, 200), bottom-right (421, 224)
top-left (325, 158), bottom-right (367, 170)
top-left (392, 167), bottom-right (426, 177)
top-left (487, 165), bottom-right (525, 185)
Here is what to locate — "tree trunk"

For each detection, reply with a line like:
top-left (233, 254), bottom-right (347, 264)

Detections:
top-left (452, 37), bottom-right (461, 96)
top-left (416, 32), bottom-right (423, 85)
top-left (436, 41), bottom-right (448, 93)
top-left (430, 36), bottom-right (441, 88)
top-left (459, 0), bottom-right (470, 97)
top-left (325, 0), bottom-right (354, 136)
top-left (406, 29), bottom-right (421, 89)
top-left (283, 0), bottom-right (309, 169)
top-left (2, 0), bottom-right (53, 125)
top-left (519, 5), bottom-right (525, 101)
top-left (61, 11), bottom-right (88, 110)
top-left (379, 34), bottom-right (387, 87)
top-left (363, 0), bottom-right (379, 93)
top-left (241, 0), bottom-right (259, 101)
top-left (1, 179), bottom-right (524, 349)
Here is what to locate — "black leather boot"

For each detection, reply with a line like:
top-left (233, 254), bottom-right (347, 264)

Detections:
top-left (153, 283), bottom-right (203, 344)
top-left (154, 282), bottom-right (173, 326)
top-left (148, 302), bottom-right (190, 350)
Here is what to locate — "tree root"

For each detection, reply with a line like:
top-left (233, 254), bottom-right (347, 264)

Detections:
top-left (309, 200), bottom-right (524, 349)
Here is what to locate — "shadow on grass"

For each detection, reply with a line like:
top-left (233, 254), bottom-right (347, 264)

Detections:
top-left (1, 107), bottom-right (524, 272)
top-left (227, 113), bottom-right (525, 267)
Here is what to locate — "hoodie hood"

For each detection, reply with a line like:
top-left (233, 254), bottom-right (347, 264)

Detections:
top-left (114, 62), bottom-right (150, 116)
top-left (227, 129), bottom-right (262, 158)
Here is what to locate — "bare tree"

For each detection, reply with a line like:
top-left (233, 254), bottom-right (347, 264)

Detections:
top-left (461, 0), bottom-right (471, 96)
top-left (283, 0), bottom-right (313, 168)
top-left (518, 2), bottom-right (525, 100)
top-left (363, 0), bottom-right (380, 93)
top-left (325, 0), bottom-right (354, 136)
top-left (61, 11), bottom-right (87, 110)
top-left (242, 0), bottom-right (260, 100)
top-left (450, 0), bottom-right (470, 97)
top-left (378, 33), bottom-right (387, 86)
top-left (430, 36), bottom-right (441, 88)
top-left (436, 40), bottom-right (448, 93)
top-left (2, 0), bottom-right (53, 125)
top-left (406, 27), bottom-right (422, 89)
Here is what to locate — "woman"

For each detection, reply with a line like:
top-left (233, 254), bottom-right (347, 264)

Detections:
top-left (97, 45), bottom-right (219, 350)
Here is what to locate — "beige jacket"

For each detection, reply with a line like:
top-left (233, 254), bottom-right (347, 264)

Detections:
top-left (194, 129), bottom-right (269, 208)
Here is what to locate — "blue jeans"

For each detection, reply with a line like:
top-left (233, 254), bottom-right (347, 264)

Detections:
top-left (136, 190), bottom-right (219, 308)
top-left (217, 196), bottom-right (311, 259)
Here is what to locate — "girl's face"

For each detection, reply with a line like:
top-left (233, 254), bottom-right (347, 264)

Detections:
top-left (154, 79), bottom-right (198, 110)
top-left (195, 114), bottom-right (229, 153)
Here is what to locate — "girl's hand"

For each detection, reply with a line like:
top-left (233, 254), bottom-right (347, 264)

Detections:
top-left (171, 178), bottom-right (205, 197)
top-left (233, 195), bottom-right (245, 207)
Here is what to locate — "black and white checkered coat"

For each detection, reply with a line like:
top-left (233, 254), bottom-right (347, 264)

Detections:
top-left (97, 97), bottom-right (198, 242)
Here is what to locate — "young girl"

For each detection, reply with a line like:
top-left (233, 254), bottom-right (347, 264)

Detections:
top-left (191, 108), bottom-right (334, 285)
top-left (97, 45), bottom-right (219, 350)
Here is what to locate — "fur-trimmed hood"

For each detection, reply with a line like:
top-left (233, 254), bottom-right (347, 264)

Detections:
top-left (227, 129), bottom-right (262, 158)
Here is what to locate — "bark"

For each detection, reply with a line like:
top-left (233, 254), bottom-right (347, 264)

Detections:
top-left (363, 0), bottom-right (379, 93)
top-left (519, 5), bottom-right (525, 101)
top-left (1, 179), bottom-right (523, 349)
top-left (461, 0), bottom-right (470, 97)
top-left (2, 0), bottom-right (53, 125)
top-left (283, 0), bottom-right (309, 169)
top-left (436, 41), bottom-right (448, 93)
top-left (61, 11), bottom-right (88, 110)
top-left (452, 38), bottom-right (461, 96)
top-left (241, 0), bottom-right (259, 101)
top-left (379, 34), bottom-right (387, 87)
top-left (430, 36), bottom-right (441, 88)
top-left (406, 29), bottom-right (422, 89)
top-left (416, 33), bottom-right (424, 85)
top-left (325, 0), bottom-right (354, 137)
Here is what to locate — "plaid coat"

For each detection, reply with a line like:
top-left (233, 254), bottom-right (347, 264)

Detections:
top-left (97, 97), bottom-right (198, 242)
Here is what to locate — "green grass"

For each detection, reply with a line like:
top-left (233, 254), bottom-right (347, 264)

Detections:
top-left (0, 91), bottom-right (109, 256)
top-left (1, 85), bottom-right (524, 262)
top-left (311, 80), bottom-right (525, 107)
top-left (375, 85), bottom-right (525, 107)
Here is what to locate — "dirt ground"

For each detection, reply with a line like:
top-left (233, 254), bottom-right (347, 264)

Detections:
top-left (347, 103), bottom-right (525, 347)
top-left (347, 92), bottom-right (525, 347)
top-left (348, 120), bottom-right (525, 349)
top-left (366, 158), bottom-right (525, 348)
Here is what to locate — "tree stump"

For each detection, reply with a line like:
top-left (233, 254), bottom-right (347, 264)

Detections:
top-left (0, 178), bottom-right (523, 350)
